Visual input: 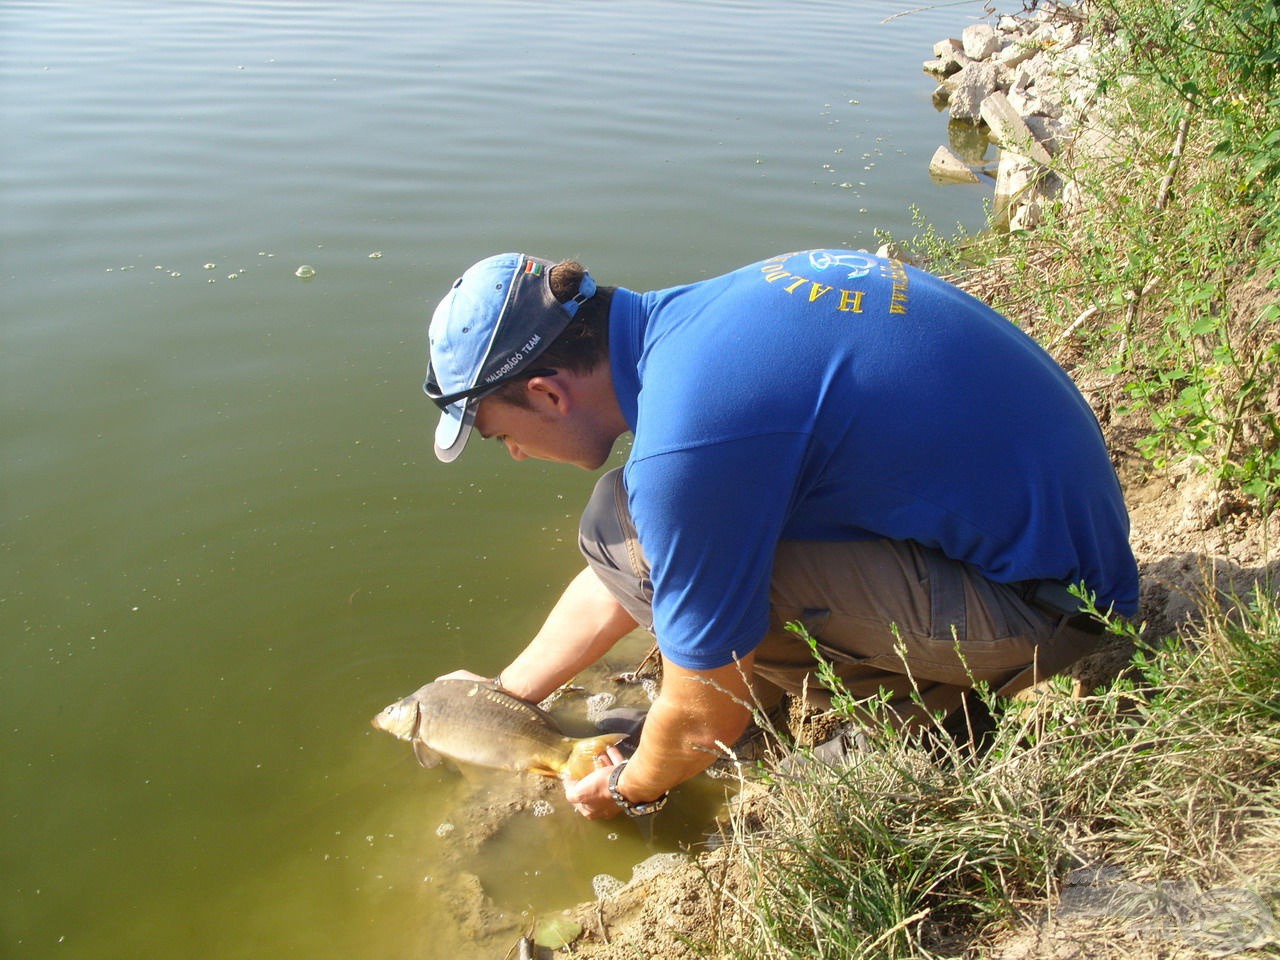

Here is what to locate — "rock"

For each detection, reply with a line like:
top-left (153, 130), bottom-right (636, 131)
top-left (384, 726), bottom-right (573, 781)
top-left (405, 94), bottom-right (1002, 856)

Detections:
top-left (1026, 114), bottom-right (1071, 154)
top-left (929, 144), bottom-right (981, 184)
top-left (925, 4), bottom-right (1102, 235)
top-left (1008, 88), bottom-right (1064, 120)
top-left (962, 23), bottom-right (1002, 60)
top-left (995, 39), bottom-right (1039, 69)
top-left (947, 61), bottom-right (1008, 121)
top-left (1009, 197), bottom-right (1045, 231)
top-left (933, 37), bottom-right (963, 58)
top-left (932, 79), bottom-right (956, 109)
top-left (925, 37), bottom-right (969, 77)
top-left (993, 150), bottom-right (1044, 228)
top-left (875, 241), bottom-right (918, 265)
top-left (997, 14), bottom-right (1024, 35)
top-left (980, 90), bottom-right (1053, 164)
top-left (923, 57), bottom-right (962, 78)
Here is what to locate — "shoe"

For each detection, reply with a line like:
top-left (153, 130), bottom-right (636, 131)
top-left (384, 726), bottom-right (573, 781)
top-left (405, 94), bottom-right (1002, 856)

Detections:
top-left (594, 706), bottom-right (648, 756)
top-left (779, 722), bottom-right (871, 774)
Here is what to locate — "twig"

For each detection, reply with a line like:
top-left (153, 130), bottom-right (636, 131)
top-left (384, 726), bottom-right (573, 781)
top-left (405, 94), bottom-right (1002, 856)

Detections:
top-left (881, 0), bottom-right (991, 25)
top-left (1155, 115), bottom-right (1193, 213)
top-left (596, 899), bottom-right (610, 945)
top-left (634, 643), bottom-right (661, 677)
top-left (1052, 305), bottom-right (1099, 347)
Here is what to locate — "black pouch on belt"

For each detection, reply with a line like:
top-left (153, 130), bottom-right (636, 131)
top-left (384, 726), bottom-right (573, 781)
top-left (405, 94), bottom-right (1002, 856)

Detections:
top-left (1018, 580), bottom-right (1104, 636)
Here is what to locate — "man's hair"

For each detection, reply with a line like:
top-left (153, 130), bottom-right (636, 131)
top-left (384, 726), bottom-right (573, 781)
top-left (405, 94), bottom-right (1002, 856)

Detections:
top-left (491, 259), bottom-right (612, 407)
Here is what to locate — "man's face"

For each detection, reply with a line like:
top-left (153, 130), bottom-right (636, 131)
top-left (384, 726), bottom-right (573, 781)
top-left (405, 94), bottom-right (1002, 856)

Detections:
top-left (472, 384), bottom-right (616, 470)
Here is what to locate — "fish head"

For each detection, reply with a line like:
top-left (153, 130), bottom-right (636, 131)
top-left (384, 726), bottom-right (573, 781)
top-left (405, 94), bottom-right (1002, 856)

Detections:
top-left (370, 697), bottom-right (421, 740)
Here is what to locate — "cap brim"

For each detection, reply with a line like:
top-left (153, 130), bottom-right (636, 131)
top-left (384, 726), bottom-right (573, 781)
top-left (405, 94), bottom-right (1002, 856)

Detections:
top-left (433, 399), bottom-right (477, 463)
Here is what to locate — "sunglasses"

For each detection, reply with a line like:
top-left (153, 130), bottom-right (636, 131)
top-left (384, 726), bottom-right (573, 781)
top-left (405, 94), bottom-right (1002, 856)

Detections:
top-left (424, 366), bottom-right (558, 411)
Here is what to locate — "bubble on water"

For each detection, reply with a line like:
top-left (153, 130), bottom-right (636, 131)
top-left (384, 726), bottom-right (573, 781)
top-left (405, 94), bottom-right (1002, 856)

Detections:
top-left (584, 692), bottom-right (617, 722)
top-left (368, 251), bottom-right (382, 259)
top-left (531, 799), bottom-right (554, 817)
top-left (295, 265), bottom-right (316, 279)
top-left (632, 852), bottom-right (689, 883)
top-left (592, 873), bottom-right (625, 899)
top-left (203, 263), bottom-right (216, 270)
top-left (435, 822), bottom-right (455, 838)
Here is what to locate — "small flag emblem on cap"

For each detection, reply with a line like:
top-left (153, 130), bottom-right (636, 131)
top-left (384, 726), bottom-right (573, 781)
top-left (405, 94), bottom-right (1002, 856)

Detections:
top-left (524, 261), bottom-right (544, 276)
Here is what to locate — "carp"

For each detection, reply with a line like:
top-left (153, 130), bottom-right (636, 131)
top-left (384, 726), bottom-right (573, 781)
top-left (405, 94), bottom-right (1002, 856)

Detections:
top-left (371, 679), bottom-right (624, 780)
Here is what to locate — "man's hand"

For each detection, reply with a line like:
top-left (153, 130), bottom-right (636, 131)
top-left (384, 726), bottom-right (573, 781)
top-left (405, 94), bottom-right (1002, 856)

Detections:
top-left (563, 654), bottom-right (756, 820)
top-left (434, 668), bottom-right (490, 684)
top-left (562, 745), bottom-right (627, 819)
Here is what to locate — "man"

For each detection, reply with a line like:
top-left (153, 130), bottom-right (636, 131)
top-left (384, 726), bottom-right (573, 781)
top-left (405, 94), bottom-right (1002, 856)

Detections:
top-left (423, 249), bottom-right (1139, 820)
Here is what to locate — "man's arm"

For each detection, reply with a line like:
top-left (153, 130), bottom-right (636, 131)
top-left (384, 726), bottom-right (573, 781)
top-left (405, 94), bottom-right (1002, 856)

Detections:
top-left (564, 651), bottom-right (755, 818)
top-left (439, 566), bottom-right (638, 703)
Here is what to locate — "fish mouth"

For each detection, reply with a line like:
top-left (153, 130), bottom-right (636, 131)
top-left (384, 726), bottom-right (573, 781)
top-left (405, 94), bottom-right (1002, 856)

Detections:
top-left (371, 700), bottom-right (421, 740)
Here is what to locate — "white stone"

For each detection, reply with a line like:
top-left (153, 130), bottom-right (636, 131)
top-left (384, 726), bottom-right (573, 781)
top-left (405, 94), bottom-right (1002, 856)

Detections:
top-left (994, 150), bottom-right (1043, 227)
top-left (962, 23), bottom-right (1002, 60)
top-left (995, 40), bottom-right (1039, 69)
top-left (929, 144), bottom-right (981, 184)
top-left (980, 90), bottom-right (1052, 165)
top-left (923, 57), bottom-right (962, 78)
top-left (997, 14), bottom-right (1024, 35)
top-left (947, 61), bottom-right (1008, 121)
top-left (1026, 114), bottom-right (1070, 154)
top-left (1009, 197), bottom-right (1046, 231)
top-left (933, 37), bottom-right (963, 59)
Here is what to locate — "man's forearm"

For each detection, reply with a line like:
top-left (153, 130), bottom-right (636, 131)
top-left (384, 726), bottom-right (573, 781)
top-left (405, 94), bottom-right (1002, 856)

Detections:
top-left (617, 653), bottom-right (755, 802)
top-left (498, 565), bottom-right (639, 703)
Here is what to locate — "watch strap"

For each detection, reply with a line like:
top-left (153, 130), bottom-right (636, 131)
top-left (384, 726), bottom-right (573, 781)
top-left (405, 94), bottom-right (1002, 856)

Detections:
top-left (606, 760), bottom-right (669, 817)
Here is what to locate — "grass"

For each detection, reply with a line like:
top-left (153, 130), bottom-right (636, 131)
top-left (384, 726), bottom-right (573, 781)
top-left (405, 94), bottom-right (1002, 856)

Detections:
top-left (707, 590), bottom-right (1280, 959)
top-left (695, 1), bottom-right (1280, 956)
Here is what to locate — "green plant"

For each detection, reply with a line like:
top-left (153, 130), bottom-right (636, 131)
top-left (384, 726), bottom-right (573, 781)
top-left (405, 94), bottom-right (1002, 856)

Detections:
top-left (709, 586), bottom-right (1280, 960)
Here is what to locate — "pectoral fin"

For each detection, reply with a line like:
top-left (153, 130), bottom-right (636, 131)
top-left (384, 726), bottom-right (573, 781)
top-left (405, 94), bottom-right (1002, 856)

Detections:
top-left (412, 741), bottom-right (443, 769)
top-left (562, 733), bottom-right (628, 780)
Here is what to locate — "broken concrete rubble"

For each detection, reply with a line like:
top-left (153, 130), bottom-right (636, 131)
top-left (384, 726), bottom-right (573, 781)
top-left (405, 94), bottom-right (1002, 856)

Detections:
top-left (922, 2), bottom-right (1096, 230)
top-left (962, 22), bottom-right (1003, 60)
top-left (929, 145), bottom-right (982, 184)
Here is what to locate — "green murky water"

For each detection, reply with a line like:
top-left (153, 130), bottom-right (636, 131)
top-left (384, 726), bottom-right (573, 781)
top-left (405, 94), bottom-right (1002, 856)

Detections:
top-left (1, 1), bottom-right (1005, 955)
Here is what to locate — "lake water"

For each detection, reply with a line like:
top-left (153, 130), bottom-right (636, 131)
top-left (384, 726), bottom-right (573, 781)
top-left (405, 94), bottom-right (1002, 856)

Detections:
top-left (2, 1), bottom-right (1006, 956)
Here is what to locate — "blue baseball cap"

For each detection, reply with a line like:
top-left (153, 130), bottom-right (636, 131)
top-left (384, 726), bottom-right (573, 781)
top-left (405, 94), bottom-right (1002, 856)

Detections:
top-left (424, 253), bottom-right (596, 462)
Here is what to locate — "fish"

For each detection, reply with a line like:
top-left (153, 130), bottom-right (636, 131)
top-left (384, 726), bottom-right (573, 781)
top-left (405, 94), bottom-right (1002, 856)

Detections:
top-left (371, 679), bottom-right (625, 780)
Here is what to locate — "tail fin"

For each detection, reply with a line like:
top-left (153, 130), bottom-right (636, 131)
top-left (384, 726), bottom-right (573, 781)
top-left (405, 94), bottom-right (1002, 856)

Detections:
top-left (562, 733), bottom-right (627, 780)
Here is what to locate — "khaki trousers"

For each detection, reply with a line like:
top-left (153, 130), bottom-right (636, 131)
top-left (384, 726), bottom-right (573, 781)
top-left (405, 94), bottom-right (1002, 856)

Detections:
top-left (579, 468), bottom-right (1100, 727)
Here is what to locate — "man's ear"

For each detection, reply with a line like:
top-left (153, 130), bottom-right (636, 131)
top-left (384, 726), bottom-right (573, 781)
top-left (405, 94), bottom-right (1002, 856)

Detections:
top-left (526, 373), bottom-right (571, 413)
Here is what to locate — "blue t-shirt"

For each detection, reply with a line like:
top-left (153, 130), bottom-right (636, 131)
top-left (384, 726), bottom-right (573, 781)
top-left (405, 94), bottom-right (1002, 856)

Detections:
top-left (609, 250), bottom-right (1140, 671)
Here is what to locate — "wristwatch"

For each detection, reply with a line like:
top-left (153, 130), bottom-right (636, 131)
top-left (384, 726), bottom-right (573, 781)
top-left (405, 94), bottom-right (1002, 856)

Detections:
top-left (607, 761), bottom-right (669, 817)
